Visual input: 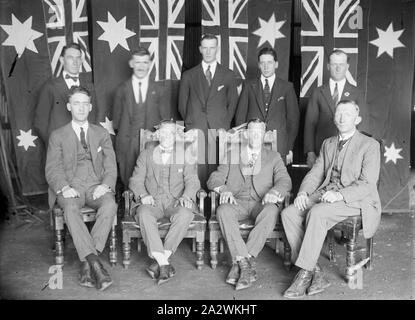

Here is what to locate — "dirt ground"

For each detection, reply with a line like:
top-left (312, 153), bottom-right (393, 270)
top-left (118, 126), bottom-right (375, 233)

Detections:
top-left (0, 207), bottom-right (413, 300)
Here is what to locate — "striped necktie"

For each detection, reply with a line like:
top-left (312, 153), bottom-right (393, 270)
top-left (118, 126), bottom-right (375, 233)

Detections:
top-left (332, 83), bottom-right (339, 104)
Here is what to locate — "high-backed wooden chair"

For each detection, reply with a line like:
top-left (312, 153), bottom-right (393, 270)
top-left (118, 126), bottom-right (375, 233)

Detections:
top-left (51, 195), bottom-right (117, 267)
top-left (326, 135), bottom-right (382, 282)
top-left (122, 128), bottom-right (207, 270)
top-left (208, 127), bottom-right (292, 270)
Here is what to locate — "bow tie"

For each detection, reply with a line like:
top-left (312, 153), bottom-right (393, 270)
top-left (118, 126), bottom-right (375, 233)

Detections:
top-left (65, 74), bottom-right (79, 82)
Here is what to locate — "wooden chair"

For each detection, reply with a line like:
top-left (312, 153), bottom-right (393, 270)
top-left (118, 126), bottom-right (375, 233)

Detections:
top-left (121, 128), bottom-right (207, 270)
top-left (52, 201), bottom-right (117, 267)
top-left (326, 135), bottom-right (382, 282)
top-left (208, 127), bottom-right (292, 270)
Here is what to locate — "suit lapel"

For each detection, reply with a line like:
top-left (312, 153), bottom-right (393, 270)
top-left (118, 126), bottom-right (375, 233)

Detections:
top-left (63, 123), bottom-right (78, 172)
top-left (320, 138), bottom-right (338, 187)
top-left (207, 64), bottom-right (225, 101)
top-left (340, 131), bottom-right (359, 178)
top-left (126, 79), bottom-right (136, 118)
top-left (87, 124), bottom-right (99, 169)
top-left (267, 78), bottom-right (282, 117)
top-left (56, 75), bottom-right (70, 103)
top-left (341, 81), bottom-right (353, 100)
top-left (195, 65), bottom-right (208, 104)
top-left (252, 79), bottom-right (266, 118)
top-left (151, 147), bottom-right (161, 184)
top-left (322, 84), bottom-right (336, 115)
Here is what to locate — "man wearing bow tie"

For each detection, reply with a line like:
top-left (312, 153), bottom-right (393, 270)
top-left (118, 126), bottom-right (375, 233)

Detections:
top-left (235, 47), bottom-right (299, 165)
top-left (46, 86), bottom-right (117, 291)
top-left (129, 120), bottom-right (200, 285)
top-left (304, 49), bottom-right (369, 168)
top-left (207, 119), bottom-right (292, 290)
top-left (281, 100), bottom-right (380, 298)
top-left (34, 42), bottom-right (98, 145)
top-left (113, 47), bottom-right (171, 187)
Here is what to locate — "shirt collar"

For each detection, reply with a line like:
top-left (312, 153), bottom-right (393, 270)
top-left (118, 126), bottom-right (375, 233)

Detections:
top-left (329, 77), bottom-right (346, 90)
top-left (261, 73), bottom-right (276, 86)
top-left (338, 129), bottom-right (356, 141)
top-left (202, 60), bottom-right (217, 73)
top-left (132, 74), bottom-right (149, 85)
top-left (71, 121), bottom-right (89, 134)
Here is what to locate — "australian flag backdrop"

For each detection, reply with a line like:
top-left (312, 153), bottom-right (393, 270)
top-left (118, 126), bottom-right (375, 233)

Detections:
top-left (0, 0), bottom-right (414, 213)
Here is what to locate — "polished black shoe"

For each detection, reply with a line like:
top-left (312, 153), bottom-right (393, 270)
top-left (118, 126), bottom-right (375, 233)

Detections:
top-left (307, 264), bottom-right (331, 296)
top-left (146, 261), bottom-right (160, 279)
top-left (157, 264), bottom-right (175, 285)
top-left (79, 261), bottom-right (95, 288)
top-left (90, 260), bottom-right (113, 291)
top-left (283, 269), bottom-right (313, 299)
top-left (226, 263), bottom-right (240, 285)
top-left (235, 258), bottom-right (252, 291)
top-left (248, 256), bottom-right (258, 282)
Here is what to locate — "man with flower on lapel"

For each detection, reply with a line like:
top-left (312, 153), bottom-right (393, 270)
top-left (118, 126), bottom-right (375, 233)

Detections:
top-left (46, 86), bottom-right (117, 291)
top-left (34, 42), bottom-right (98, 146)
top-left (178, 33), bottom-right (238, 188)
top-left (304, 49), bottom-right (369, 168)
top-left (113, 47), bottom-right (171, 187)
top-left (281, 100), bottom-right (380, 298)
top-left (235, 47), bottom-right (300, 165)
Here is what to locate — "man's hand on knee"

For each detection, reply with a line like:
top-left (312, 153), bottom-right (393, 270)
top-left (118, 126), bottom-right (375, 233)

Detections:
top-left (62, 186), bottom-right (80, 199)
top-left (176, 195), bottom-right (193, 209)
top-left (294, 192), bottom-right (309, 211)
top-left (141, 195), bottom-right (155, 206)
top-left (219, 191), bottom-right (237, 205)
top-left (262, 191), bottom-right (283, 205)
top-left (92, 184), bottom-right (111, 200)
top-left (320, 191), bottom-right (343, 203)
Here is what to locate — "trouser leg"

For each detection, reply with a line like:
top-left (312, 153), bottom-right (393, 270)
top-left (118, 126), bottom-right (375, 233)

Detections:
top-left (163, 206), bottom-right (194, 253)
top-left (135, 205), bottom-right (164, 256)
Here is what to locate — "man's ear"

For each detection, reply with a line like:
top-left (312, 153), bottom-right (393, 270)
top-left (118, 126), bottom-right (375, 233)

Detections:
top-left (199, 45), bottom-right (202, 55)
top-left (59, 56), bottom-right (64, 67)
top-left (355, 116), bottom-right (362, 126)
top-left (128, 59), bottom-right (134, 69)
top-left (275, 61), bottom-right (279, 70)
top-left (66, 102), bottom-right (71, 112)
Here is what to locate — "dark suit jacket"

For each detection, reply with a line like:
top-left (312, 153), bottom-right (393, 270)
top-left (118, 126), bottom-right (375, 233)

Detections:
top-left (299, 131), bottom-right (381, 238)
top-left (235, 77), bottom-right (300, 158)
top-left (304, 81), bottom-right (368, 155)
top-left (178, 63), bottom-right (238, 132)
top-left (207, 147), bottom-right (292, 200)
top-left (34, 74), bottom-right (98, 145)
top-left (45, 122), bottom-right (117, 206)
top-left (129, 146), bottom-right (200, 202)
top-left (113, 78), bottom-right (171, 185)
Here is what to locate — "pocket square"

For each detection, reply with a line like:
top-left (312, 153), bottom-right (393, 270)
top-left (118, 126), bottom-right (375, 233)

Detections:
top-left (97, 146), bottom-right (102, 152)
top-left (178, 168), bottom-right (183, 173)
top-left (277, 96), bottom-right (285, 102)
top-left (217, 85), bottom-right (224, 91)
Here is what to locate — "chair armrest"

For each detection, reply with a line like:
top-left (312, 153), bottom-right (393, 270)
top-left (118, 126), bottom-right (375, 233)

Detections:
top-left (209, 191), bottom-right (218, 219)
top-left (196, 189), bottom-right (207, 216)
top-left (123, 190), bottom-right (134, 217)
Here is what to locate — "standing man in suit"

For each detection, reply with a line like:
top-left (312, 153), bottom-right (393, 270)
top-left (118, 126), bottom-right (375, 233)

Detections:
top-left (45, 86), bottom-right (117, 291)
top-left (304, 49), bottom-right (369, 168)
top-left (207, 119), bottom-right (292, 290)
top-left (281, 100), bottom-right (380, 298)
top-left (34, 42), bottom-right (97, 145)
top-left (113, 47), bottom-right (171, 187)
top-left (178, 33), bottom-right (238, 187)
top-left (129, 120), bottom-right (200, 285)
top-left (235, 47), bottom-right (299, 165)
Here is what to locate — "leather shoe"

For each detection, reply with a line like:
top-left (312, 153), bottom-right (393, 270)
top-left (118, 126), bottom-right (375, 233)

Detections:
top-left (157, 264), bottom-right (175, 285)
top-left (90, 260), bottom-right (113, 291)
top-left (283, 269), bottom-right (313, 299)
top-left (248, 256), bottom-right (258, 282)
top-left (235, 258), bottom-right (252, 291)
top-left (146, 261), bottom-right (160, 279)
top-left (307, 264), bottom-right (331, 296)
top-left (79, 261), bottom-right (95, 288)
top-left (226, 263), bottom-right (240, 285)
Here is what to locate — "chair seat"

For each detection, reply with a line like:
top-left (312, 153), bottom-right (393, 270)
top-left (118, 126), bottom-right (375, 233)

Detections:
top-left (334, 215), bottom-right (362, 229)
top-left (208, 216), bottom-right (284, 233)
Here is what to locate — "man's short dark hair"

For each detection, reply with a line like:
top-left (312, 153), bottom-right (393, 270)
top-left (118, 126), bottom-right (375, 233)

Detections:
top-left (328, 49), bottom-right (350, 63)
top-left (336, 99), bottom-right (360, 113)
top-left (201, 33), bottom-right (218, 45)
top-left (61, 42), bottom-right (82, 57)
top-left (130, 47), bottom-right (152, 60)
top-left (68, 86), bottom-right (91, 101)
top-left (258, 47), bottom-right (278, 62)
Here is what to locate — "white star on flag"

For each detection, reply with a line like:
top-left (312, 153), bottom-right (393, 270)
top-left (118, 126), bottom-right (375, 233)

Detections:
top-left (0, 14), bottom-right (43, 57)
top-left (16, 129), bottom-right (38, 151)
top-left (369, 22), bottom-right (405, 58)
top-left (100, 117), bottom-right (115, 135)
top-left (384, 142), bottom-right (403, 164)
top-left (252, 13), bottom-right (285, 48)
top-left (97, 12), bottom-right (136, 52)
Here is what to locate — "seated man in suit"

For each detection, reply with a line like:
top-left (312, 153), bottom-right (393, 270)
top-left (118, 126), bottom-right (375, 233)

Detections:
top-left (207, 119), bottom-right (292, 290)
top-left (281, 100), bottom-right (381, 298)
top-left (129, 120), bottom-right (200, 285)
top-left (45, 86), bottom-right (117, 291)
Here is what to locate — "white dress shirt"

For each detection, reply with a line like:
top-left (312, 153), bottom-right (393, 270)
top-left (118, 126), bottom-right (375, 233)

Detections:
top-left (202, 60), bottom-right (217, 79)
top-left (329, 78), bottom-right (346, 100)
top-left (71, 121), bottom-right (89, 142)
top-left (260, 73), bottom-right (276, 91)
top-left (132, 74), bottom-right (149, 104)
top-left (63, 71), bottom-right (80, 89)
top-left (159, 145), bottom-right (173, 165)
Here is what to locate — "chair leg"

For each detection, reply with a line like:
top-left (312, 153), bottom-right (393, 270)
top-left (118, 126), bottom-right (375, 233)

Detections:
top-left (55, 229), bottom-right (64, 266)
top-left (210, 241), bottom-right (218, 269)
top-left (283, 240), bottom-right (292, 271)
top-left (345, 236), bottom-right (358, 283)
top-left (219, 238), bottom-right (224, 253)
top-left (109, 225), bottom-right (117, 267)
top-left (122, 230), bottom-right (131, 269)
top-left (366, 238), bottom-right (374, 271)
top-left (328, 230), bottom-right (336, 262)
top-left (137, 239), bottom-right (142, 252)
top-left (192, 238), bottom-right (196, 253)
top-left (196, 236), bottom-right (204, 270)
